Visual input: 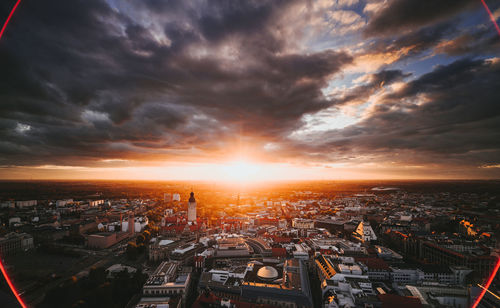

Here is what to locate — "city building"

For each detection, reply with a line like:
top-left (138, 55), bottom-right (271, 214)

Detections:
top-left (406, 285), bottom-right (468, 308)
top-left (172, 193), bottom-right (181, 202)
top-left (89, 199), bottom-right (104, 207)
top-left (148, 237), bottom-right (180, 262)
top-left (56, 199), bottom-right (73, 207)
top-left (87, 232), bottom-right (129, 249)
top-left (142, 261), bottom-right (192, 305)
top-left (241, 259), bottom-right (313, 307)
top-left (170, 242), bottom-right (205, 264)
top-left (352, 221), bottom-right (377, 243)
top-left (292, 218), bottom-right (314, 229)
top-left (188, 191), bottom-right (196, 222)
top-left (164, 193), bottom-right (172, 202)
top-left (0, 233), bottom-right (34, 256)
top-left (199, 258), bottom-right (313, 307)
top-left (215, 236), bottom-right (251, 257)
top-left (15, 200), bottom-right (37, 208)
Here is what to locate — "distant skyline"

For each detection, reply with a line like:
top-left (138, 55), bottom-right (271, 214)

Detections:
top-left (1, 0), bottom-right (500, 181)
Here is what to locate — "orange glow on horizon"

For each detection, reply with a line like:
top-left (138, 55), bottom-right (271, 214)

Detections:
top-left (2, 161), bottom-right (496, 181)
top-left (219, 159), bottom-right (263, 182)
top-left (0, 160), bottom-right (379, 181)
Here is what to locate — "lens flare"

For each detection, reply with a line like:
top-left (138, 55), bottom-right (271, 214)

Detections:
top-left (477, 283), bottom-right (500, 300)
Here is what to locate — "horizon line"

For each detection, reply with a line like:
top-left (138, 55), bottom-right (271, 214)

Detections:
top-left (0, 178), bottom-right (498, 182)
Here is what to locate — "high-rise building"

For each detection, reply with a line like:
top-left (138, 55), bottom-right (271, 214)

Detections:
top-left (172, 193), bottom-right (181, 202)
top-left (128, 211), bottom-right (135, 236)
top-left (188, 191), bottom-right (196, 222)
top-left (164, 193), bottom-right (172, 202)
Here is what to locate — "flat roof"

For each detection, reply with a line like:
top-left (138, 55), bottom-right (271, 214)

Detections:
top-left (159, 239), bottom-right (174, 246)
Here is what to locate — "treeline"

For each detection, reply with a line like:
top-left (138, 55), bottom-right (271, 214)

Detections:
top-left (126, 225), bottom-right (158, 260)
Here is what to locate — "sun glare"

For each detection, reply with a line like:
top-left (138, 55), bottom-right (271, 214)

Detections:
top-left (220, 160), bottom-right (262, 182)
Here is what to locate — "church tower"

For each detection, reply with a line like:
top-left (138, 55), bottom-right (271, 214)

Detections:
top-left (188, 191), bottom-right (197, 222)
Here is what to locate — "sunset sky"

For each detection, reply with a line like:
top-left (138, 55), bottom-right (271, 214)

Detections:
top-left (1, 0), bottom-right (500, 181)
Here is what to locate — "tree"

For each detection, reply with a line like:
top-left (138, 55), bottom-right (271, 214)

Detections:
top-left (143, 230), bottom-right (151, 241)
top-left (136, 234), bottom-right (145, 245)
top-left (40, 266), bottom-right (148, 308)
top-left (126, 241), bottom-right (139, 260)
top-left (88, 267), bottom-right (106, 286)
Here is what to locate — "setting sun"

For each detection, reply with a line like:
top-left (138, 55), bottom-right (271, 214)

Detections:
top-left (220, 160), bottom-right (263, 182)
top-left (1, 1), bottom-right (499, 308)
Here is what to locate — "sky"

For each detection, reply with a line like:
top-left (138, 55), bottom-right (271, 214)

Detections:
top-left (0, 0), bottom-right (500, 181)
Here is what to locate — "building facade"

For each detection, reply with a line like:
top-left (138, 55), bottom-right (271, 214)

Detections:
top-left (188, 192), bottom-right (196, 222)
top-left (0, 233), bottom-right (34, 256)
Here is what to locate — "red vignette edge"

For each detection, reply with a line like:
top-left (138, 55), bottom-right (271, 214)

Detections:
top-left (0, 0), bottom-right (21, 40)
top-left (0, 0), bottom-right (499, 307)
top-left (0, 258), bottom-right (27, 308)
top-left (471, 257), bottom-right (500, 308)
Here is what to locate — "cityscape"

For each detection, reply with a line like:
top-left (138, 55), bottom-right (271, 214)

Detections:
top-left (0, 180), bottom-right (499, 307)
top-left (1, 0), bottom-right (500, 307)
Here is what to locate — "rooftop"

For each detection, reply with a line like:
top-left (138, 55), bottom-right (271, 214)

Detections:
top-left (257, 266), bottom-right (279, 280)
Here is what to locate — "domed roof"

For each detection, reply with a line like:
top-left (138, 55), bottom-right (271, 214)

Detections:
top-left (257, 266), bottom-right (278, 280)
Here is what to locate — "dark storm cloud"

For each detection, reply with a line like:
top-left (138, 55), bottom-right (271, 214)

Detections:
top-left (385, 22), bottom-right (455, 57)
top-left (331, 69), bottom-right (411, 106)
top-left (359, 18), bottom-right (460, 66)
top-left (364, 0), bottom-right (476, 36)
top-left (358, 0), bottom-right (484, 70)
top-left (295, 58), bottom-right (500, 169)
top-left (434, 27), bottom-right (500, 56)
top-left (358, 0), bottom-right (499, 73)
top-left (1, 0), bottom-right (498, 179)
top-left (0, 0), bottom-right (352, 166)
top-left (174, 49), bottom-right (352, 136)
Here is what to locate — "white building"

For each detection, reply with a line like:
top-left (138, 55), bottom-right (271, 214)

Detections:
top-left (0, 201), bottom-right (14, 208)
top-left (390, 267), bottom-right (421, 284)
top-left (390, 265), bottom-right (468, 285)
top-left (16, 200), bottom-right (37, 208)
top-left (89, 199), bottom-right (104, 207)
top-left (8, 217), bottom-right (21, 226)
top-left (56, 199), bottom-right (73, 207)
top-left (142, 261), bottom-right (191, 303)
top-left (353, 221), bottom-right (377, 242)
top-left (315, 254), bottom-right (375, 307)
top-left (292, 218), bottom-right (314, 229)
